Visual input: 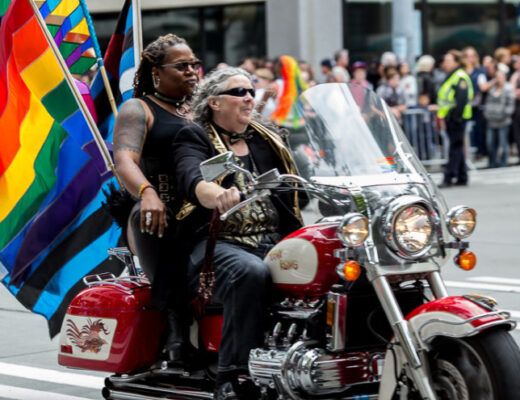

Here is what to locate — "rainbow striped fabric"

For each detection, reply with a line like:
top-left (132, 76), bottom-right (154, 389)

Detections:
top-left (271, 55), bottom-right (308, 129)
top-left (0, 0), bottom-right (9, 21)
top-left (36, 0), bottom-right (96, 74)
top-left (1, 0), bottom-right (96, 75)
top-left (0, 0), bottom-right (122, 337)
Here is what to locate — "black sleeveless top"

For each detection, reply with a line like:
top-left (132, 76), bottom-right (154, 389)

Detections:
top-left (140, 96), bottom-right (188, 208)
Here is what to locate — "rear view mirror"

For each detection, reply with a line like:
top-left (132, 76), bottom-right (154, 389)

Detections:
top-left (200, 151), bottom-right (235, 182)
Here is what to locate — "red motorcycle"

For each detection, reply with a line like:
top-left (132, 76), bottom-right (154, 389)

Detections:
top-left (58, 83), bottom-right (520, 399)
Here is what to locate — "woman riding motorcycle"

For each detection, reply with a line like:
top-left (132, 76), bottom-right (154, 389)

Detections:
top-left (171, 67), bottom-right (304, 399)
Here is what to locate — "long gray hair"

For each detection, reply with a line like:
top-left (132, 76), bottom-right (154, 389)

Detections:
top-left (192, 67), bottom-right (260, 125)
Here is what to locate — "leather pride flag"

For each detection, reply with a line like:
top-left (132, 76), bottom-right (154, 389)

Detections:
top-left (90, 0), bottom-right (134, 140)
top-left (0, 0), bottom-right (123, 337)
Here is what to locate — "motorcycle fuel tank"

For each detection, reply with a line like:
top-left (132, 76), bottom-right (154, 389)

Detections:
top-left (58, 278), bottom-right (164, 374)
top-left (265, 223), bottom-right (342, 298)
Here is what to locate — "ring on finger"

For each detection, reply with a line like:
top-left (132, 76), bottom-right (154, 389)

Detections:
top-left (145, 211), bottom-right (152, 226)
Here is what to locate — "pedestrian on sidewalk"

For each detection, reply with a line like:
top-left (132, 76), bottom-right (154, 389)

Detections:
top-left (509, 55), bottom-right (520, 164)
top-left (483, 63), bottom-right (515, 168)
top-left (463, 46), bottom-right (488, 160)
top-left (437, 50), bottom-right (474, 187)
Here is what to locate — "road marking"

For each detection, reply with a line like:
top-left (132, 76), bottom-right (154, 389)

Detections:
top-left (445, 281), bottom-right (520, 293)
top-left (0, 384), bottom-right (92, 400)
top-left (469, 276), bottom-right (520, 286)
top-left (0, 362), bottom-right (103, 389)
top-left (505, 310), bottom-right (520, 319)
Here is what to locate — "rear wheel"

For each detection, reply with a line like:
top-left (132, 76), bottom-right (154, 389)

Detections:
top-left (428, 329), bottom-right (520, 399)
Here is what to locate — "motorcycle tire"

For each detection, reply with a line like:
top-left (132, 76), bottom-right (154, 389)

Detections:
top-left (426, 328), bottom-right (520, 400)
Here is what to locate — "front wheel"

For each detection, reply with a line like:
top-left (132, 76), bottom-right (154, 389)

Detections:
top-left (427, 329), bottom-right (520, 399)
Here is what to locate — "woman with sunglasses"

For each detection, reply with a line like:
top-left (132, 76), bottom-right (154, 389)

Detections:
top-left (113, 34), bottom-right (200, 365)
top-left (171, 67), bottom-right (304, 399)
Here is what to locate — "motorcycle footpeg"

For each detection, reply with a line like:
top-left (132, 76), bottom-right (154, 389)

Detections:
top-left (159, 360), bottom-right (192, 376)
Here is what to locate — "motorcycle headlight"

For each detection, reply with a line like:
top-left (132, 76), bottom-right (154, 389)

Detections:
top-left (337, 213), bottom-right (369, 247)
top-left (394, 206), bottom-right (433, 253)
top-left (383, 196), bottom-right (436, 259)
top-left (447, 206), bottom-right (476, 239)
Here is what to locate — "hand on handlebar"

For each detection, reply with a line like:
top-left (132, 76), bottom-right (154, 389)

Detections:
top-left (215, 186), bottom-right (243, 214)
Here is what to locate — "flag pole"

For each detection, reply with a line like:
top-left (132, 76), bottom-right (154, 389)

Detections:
top-left (29, 0), bottom-right (117, 179)
top-left (79, 0), bottom-right (118, 117)
top-left (131, 0), bottom-right (143, 65)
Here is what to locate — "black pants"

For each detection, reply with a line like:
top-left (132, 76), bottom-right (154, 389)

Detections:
top-left (128, 203), bottom-right (188, 313)
top-left (188, 240), bottom-right (272, 373)
top-left (512, 112), bottom-right (520, 162)
top-left (444, 119), bottom-right (468, 185)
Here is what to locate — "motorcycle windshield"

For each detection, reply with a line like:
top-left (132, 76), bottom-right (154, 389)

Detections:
top-left (299, 83), bottom-right (421, 180)
top-left (297, 83), bottom-right (445, 203)
top-left (294, 84), bottom-right (451, 258)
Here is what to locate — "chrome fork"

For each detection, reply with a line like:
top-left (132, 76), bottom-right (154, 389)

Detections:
top-left (372, 275), bottom-right (438, 400)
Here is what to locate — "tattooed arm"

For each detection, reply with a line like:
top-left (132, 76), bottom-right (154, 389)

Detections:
top-left (114, 99), bottom-right (166, 236)
top-left (114, 99), bottom-right (150, 196)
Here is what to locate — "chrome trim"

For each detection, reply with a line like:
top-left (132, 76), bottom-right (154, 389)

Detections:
top-left (249, 343), bottom-right (378, 398)
top-left (446, 205), bottom-right (477, 239)
top-left (427, 271), bottom-right (449, 299)
top-left (104, 382), bottom-right (213, 399)
top-left (336, 212), bottom-right (369, 247)
top-left (371, 275), bottom-right (437, 399)
top-left (414, 310), bottom-right (515, 344)
top-left (83, 272), bottom-right (117, 286)
top-left (311, 173), bottom-right (426, 188)
top-left (108, 247), bottom-right (140, 276)
top-left (83, 276), bottom-right (149, 291)
top-left (381, 195), bottom-right (437, 260)
top-left (327, 292), bottom-right (347, 352)
top-left (107, 372), bottom-right (153, 384)
top-left (280, 341), bottom-right (306, 400)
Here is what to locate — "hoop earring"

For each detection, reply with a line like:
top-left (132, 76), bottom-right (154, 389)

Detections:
top-left (153, 75), bottom-right (160, 89)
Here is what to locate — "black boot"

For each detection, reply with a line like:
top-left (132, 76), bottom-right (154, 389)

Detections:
top-left (214, 382), bottom-right (239, 400)
top-left (164, 309), bottom-right (194, 367)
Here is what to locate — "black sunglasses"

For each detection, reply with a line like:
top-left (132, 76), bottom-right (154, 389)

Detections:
top-left (218, 87), bottom-right (256, 98)
top-left (161, 60), bottom-right (202, 72)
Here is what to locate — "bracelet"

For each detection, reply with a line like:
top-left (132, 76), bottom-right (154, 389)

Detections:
top-left (138, 183), bottom-right (155, 198)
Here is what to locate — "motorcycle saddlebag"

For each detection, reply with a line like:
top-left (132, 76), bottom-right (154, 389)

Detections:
top-left (58, 276), bottom-right (164, 374)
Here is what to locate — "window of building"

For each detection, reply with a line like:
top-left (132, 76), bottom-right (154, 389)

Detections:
top-left (427, 2), bottom-right (500, 59)
top-left (92, 3), bottom-right (266, 72)
top-left (343, 0), bottom-right (517, 66)
top-left (343, 1), bottom-right (393, 64)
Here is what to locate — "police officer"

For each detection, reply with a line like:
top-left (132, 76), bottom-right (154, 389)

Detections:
top-left (437, 50), bottom-right (474, 187)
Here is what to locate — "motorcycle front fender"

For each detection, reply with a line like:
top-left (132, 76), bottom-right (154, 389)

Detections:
top-left (378, 296), bottom-right (515, 400)
top-left (405, 295), bottom-right (515, 347)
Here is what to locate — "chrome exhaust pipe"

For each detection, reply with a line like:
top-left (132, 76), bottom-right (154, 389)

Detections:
top-left (103, 379), bottom-right (213, 400)
top-left (103, 386), bottom-right (214, 400)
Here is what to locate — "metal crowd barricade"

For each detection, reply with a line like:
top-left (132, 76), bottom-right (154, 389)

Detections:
top-left (401, 108), bottom-right (448, 169)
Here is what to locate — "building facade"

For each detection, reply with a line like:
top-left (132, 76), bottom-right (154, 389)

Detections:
top-left (89, 0), bottom-right (520, 71)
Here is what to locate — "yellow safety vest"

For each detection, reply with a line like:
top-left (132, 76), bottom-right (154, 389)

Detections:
top-left (437, 68), bottom-right (474, 120)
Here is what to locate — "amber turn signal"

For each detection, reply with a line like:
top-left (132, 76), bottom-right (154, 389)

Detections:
top-left (343, 260), bottom-right (362, 281)
top-left (455, 250), bottom-right (477, 271)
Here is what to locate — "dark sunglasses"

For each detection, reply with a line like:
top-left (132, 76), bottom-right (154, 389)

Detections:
top-left (218, 87), bottom-right (256, 98)
top-left (161, 60), bottom-right (202, 72)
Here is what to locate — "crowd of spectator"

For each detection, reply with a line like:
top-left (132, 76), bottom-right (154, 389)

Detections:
top-left (223, 46), bottom-right (520, 169)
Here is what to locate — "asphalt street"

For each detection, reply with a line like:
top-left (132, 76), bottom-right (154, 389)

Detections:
top-left (0, 165), bottom-right (519, 399)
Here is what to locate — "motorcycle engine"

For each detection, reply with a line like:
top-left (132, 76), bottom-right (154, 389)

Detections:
top-left (248, 341), bottom-right (383, 397)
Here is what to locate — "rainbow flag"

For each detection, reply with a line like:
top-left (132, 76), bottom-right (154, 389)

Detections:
top-left (0, 0), bottom-right (10, 21)
top-left (36, 0), bottom-right (96, 75)
top-left (271, 55), bottom-right (308, 129)
top-left (0, 0), bottom-right (122, 337)
top-left (1, 0), bottom-right (96, 75)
